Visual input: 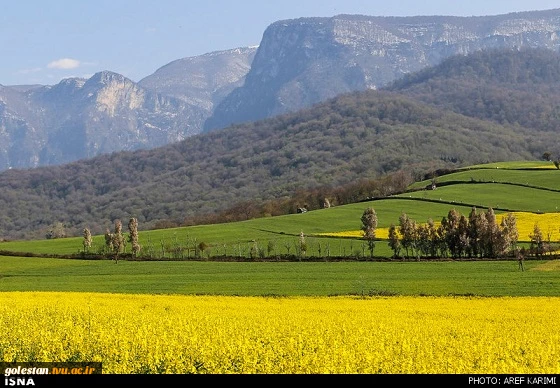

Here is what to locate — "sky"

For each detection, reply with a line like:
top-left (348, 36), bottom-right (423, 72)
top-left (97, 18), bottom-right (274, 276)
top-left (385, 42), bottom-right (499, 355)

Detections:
top-left (1, 0), bottom-right (559, 86)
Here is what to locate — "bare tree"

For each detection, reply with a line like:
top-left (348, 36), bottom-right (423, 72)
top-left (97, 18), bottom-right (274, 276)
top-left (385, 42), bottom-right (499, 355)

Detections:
top-left (82, 228), bottom-right (92, 253)
top-left (127, 217), bottom-right (141, 257)
top-left (361, 207), bottom-right (378, 258)
top-left (111, 220), bottom-right (125, 263)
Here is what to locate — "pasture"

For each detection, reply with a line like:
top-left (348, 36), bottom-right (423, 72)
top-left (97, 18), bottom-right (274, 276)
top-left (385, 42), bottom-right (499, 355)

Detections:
top-left (1, 255), bottom-right (559, 296)
top-left (2, 160), bottom-right (560, 262)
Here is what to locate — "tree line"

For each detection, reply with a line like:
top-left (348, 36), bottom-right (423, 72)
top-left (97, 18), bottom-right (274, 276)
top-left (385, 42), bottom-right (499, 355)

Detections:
top-left (362, 206), bottom-right (535, 260)
top-left (79, 208), bottom-right (549, 262)
top-left (82, 217), bottom-right (141, 263)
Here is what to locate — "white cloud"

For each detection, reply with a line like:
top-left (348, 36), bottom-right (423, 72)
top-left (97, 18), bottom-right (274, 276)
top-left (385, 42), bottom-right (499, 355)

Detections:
top-left (47, 58), bottom-right (81, 70)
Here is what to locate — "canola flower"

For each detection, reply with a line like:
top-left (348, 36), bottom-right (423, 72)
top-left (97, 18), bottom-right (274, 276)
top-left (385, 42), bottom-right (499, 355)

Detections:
top-left (320, 212), bottom-right (560, 242)
top-left (0, 292), bottom-right (559, 374)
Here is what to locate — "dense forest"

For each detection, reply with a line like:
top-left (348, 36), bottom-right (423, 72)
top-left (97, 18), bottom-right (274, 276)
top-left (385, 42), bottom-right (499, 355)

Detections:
top-left (387, 47), bottom-right (560, 135)
top-left (1, 48), bottom-right (559, 240)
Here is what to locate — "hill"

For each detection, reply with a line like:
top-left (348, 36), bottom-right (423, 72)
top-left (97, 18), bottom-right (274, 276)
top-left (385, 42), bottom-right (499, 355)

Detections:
top-left (3, 160), bottom-right (560, 263)
top-left (3, 48), bottom-right (560, 240)
top-left (387, 47), bottom-right (560, 139)
top-left (0, 89), bottom-right (549, 240)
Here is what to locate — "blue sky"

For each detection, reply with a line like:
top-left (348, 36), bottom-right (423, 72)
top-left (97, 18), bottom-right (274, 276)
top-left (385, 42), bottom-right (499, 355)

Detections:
top-left (1, 0), bottom-right (559, 86)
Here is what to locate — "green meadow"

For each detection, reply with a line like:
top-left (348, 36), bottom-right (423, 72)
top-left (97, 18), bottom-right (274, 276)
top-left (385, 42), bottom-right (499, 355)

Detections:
top-left (1, 160), bottom-right (559, 297)
top-left (1, 255), bottom-right (558, 296)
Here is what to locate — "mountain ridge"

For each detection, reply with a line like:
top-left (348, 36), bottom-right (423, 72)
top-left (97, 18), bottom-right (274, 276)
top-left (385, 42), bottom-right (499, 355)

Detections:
top-left (204, 9), bottom-right (560, 131)
top-left (3, 9), bottom-right (560, 171)
top-left (0, 48), bottom-right (255, 171)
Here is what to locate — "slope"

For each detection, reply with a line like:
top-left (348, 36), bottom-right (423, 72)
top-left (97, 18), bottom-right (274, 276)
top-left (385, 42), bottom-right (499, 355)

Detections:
top-left (3, 161), bottom-right (560, 260)
top-left (0, 89), bottom-right (548, 240)
top-left (386, 47), bottom-right (560, 142)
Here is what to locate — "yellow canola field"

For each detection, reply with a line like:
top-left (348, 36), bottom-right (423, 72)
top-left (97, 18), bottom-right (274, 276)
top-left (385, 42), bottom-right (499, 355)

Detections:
top-left (320, 212), bottom-right (560, 242)
top-left (1, 292), bottom-right (559, 374)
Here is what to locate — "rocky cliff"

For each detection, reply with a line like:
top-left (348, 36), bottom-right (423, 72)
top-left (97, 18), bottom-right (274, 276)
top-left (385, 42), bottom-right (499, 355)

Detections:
top-left (204, 9), bottom-right (560, 131)
top-left (3, 9), bottom-right (560, 171)
top-left (0, 47), bottom-right (256, 171)
top-left (0, 71), bottom-right (205, 170)
top-left (138, 46), bottom-right (257, 112)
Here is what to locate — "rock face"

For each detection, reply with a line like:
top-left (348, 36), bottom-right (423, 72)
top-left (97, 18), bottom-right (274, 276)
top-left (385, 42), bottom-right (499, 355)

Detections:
top-left (138, 46), bottom-right (257, 113)
top-left (204, 9), bottom-right (560, 131)
top-left (0, 71), bottom-right (206, 170)
top-left (0, 47), bottom-right (256, 172)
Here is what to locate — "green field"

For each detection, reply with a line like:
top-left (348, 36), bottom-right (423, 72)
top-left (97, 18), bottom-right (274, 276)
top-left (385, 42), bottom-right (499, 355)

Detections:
top-left (396, 183), bottom-right (560, 213)
top-left (1, 197), bottom-right (481, 258)
top-left (409, 167), bottom-right (560, 191)
top-left (1, 255), bottom-right (558, 296)
top-left (1, 160), bottom-right (559, 297)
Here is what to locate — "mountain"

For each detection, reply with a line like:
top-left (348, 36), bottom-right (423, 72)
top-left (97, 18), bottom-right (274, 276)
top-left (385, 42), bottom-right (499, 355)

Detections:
top-left (386, 47), bottom-right (560, 135)
top-left (3, 10), bottom-right (560, 171)
top-left (204, 9), bottom-right (560, 132)
top-left (0, 48), bottom-right (256, 172)
top-left (138, 46), bottom-right (257, 112)
top-left (3, 47), bottom-right (560, 240)
top-left (0, 71), bottom-right (205, 170)
top-left (2, 50), bottom-right (558, 240)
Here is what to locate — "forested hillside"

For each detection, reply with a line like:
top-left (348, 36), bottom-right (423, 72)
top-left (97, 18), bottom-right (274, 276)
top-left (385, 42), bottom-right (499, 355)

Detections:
top-left (2, 48), bottom-right (560, 240)
top-left (0, 90), bottom-right (543, 240)
top-left (387, 48), bottom-right (560, 140)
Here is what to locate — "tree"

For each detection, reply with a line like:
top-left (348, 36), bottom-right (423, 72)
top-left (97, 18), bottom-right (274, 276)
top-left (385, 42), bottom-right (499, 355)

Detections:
top-left (267, 240), bottom-right (276, 259)
top-left (198, 241), bottom-right (209, 258)
top-left (443, 209), bottom-right (461, 258)
top-left (127, 217), bottom-right (141, 257)
top-left (298, 230), bottom-right (307, 259)
top-left (542, 152), bottom-right (551, 161)
top-left (82, 228), bottom-right (92, 253)
top-left (469, 208), bottom-right (488, 258)
top-left (46, 222), bottom-right (66, 239)
top-left (104, 228), bottom-right (114, 255)
top-left (361, 207), bottom-right (378, 258)
top-left (111, 219), bottom-right (125, 263)
top-left (457, 214), bottom-right (470, 258)
top-left (467, 207), bottom-right (480, 257)
top-left (500, 213), bottom-right (519, 257)
top-left (398, 212), bottom-right (415, 259)
top-left (425, 218), bottom-right (439, 257)
top-left (530, 223), bottom-right (544, 258)
top-left (388, 224), bottom-right (401, 258)
top-left (483, 208), bottom-right (500, 258)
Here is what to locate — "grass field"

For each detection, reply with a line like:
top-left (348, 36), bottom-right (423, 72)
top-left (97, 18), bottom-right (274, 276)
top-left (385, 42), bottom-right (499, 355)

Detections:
top-left (1, 255), bottom-right (558, 296)
top-left (1, 159), bottom-right (559, 298)
top-left (3, 162), bottom-right (560, 257)
top-left (409, 168), bottom-right (560, 191)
